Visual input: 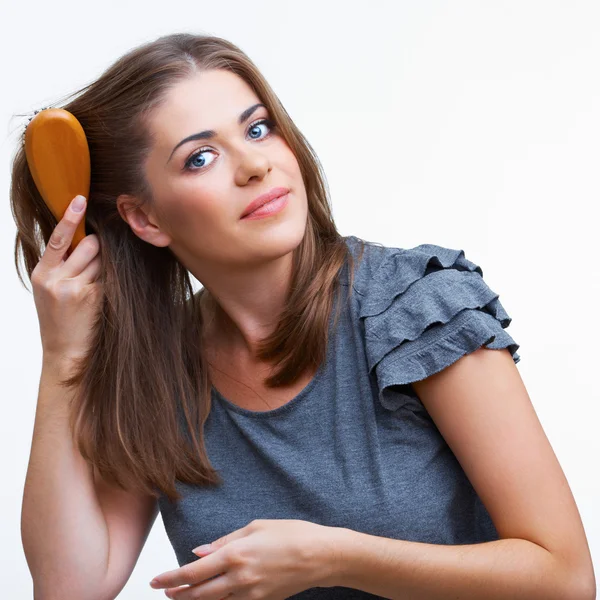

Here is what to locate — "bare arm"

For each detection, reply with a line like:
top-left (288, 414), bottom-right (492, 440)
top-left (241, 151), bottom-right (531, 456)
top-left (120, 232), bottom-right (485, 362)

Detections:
top-left (22, 359), bottom-right (159, 600)
top-left (21, 359), bottom-right (111, 599)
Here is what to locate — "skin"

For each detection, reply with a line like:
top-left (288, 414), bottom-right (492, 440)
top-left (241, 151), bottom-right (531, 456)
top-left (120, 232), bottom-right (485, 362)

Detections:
top-left (116, 68), bottom-right (308, 362)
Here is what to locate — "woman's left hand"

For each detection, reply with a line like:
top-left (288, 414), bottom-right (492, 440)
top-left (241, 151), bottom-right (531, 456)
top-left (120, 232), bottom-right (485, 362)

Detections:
top-left (150, 519), bottom-right (344, 599)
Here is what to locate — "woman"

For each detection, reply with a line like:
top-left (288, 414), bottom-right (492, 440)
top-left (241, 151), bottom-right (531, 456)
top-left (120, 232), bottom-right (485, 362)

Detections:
top-left (15, 33), bottom-right (595, 600)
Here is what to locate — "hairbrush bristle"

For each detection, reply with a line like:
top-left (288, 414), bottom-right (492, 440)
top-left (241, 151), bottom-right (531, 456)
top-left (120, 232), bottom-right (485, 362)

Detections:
top-left (21, 106), bottom-right (53, 143)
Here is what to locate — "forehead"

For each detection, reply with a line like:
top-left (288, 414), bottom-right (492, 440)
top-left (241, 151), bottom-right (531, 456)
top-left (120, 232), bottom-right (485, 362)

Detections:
top-left (150, 69), bottom-right (260, 140)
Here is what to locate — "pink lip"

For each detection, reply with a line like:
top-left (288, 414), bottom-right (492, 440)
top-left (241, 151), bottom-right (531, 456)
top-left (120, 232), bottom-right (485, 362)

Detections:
top-left (240, 186), bottom-right (290, 219)
top-left (241, 192), bottom-right (289, 220)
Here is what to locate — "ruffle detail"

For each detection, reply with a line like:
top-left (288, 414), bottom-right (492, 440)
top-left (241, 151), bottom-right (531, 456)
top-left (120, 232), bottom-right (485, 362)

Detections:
top-left (355, 241), bottom-right (521, 412)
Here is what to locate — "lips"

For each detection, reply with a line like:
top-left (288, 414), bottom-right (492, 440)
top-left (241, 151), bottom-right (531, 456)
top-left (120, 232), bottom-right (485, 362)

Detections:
top-left (240, 186), bottom-right (290, 218)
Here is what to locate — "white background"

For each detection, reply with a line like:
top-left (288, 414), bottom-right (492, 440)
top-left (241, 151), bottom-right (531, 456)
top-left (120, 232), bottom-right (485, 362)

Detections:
top-left (2, 1), bottom-right (598, 597)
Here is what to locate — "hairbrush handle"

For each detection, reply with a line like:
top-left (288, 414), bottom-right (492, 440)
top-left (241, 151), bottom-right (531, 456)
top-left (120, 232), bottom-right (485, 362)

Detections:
top-left (24, 108), bottom-right (91, 255)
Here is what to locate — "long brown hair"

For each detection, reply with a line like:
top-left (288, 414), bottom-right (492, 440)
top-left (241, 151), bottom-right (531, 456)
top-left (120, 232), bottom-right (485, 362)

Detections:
top-left (10, 33), bottom-right (366, 503)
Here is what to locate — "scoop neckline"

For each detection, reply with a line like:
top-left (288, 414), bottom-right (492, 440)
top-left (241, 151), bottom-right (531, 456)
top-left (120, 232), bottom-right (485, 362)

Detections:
top-left (211, 350), bottom-right (328, 418)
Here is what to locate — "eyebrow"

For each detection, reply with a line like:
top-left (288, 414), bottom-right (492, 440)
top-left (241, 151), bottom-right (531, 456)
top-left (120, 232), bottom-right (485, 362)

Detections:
top-left (167, 102), bottom-right (267, 163)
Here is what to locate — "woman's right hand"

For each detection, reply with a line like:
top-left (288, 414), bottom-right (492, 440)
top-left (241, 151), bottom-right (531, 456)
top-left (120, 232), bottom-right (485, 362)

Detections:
top-left (31, 195), bottom-right (104, 365)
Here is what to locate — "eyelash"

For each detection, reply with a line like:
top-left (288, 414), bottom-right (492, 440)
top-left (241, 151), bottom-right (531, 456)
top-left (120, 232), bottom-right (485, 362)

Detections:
top-left (183, 118), bottom-right (277, 172)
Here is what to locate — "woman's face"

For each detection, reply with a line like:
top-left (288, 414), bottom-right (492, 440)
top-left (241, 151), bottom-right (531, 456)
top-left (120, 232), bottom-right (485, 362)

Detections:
top-left (131, 68), bottom-right (308, 274)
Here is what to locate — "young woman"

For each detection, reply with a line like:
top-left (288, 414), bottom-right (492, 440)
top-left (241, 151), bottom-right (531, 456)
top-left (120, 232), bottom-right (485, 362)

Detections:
top-left (15, 33), bottom-right (594, 600)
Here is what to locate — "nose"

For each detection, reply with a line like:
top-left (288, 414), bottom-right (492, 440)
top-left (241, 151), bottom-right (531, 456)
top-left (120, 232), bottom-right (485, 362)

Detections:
top-left (234, 143), bottom-right (272, 184)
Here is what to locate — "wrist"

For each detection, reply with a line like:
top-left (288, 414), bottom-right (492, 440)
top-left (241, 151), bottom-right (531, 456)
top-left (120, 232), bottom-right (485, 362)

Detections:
top-left (319, 526), bottom-right (354, 588)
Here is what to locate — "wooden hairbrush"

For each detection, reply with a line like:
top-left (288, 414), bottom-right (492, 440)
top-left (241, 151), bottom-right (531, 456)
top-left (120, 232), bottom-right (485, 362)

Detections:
top-left (24, 108), bottom-right (91, 256)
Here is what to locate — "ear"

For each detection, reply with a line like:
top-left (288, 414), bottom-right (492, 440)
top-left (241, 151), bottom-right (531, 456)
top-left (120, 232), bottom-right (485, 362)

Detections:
top-left (116, 193), bottom-right (172, 248)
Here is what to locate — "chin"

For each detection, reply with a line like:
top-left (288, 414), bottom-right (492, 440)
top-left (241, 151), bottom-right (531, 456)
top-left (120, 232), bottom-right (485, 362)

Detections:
top-left (239, 211), bottom-right (308, 261)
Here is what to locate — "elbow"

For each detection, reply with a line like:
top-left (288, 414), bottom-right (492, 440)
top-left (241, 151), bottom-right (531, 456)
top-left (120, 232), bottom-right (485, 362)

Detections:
top-left (540, 549), bottom-right (595, 600)
top-left (574, 579), bottom-right (596, 600)
top-left (578, 576), bottom-right (596, 600)
top-left (564, 566), bottom-right (596, 600)
top-left (547, 544), bottom-right (596, 600)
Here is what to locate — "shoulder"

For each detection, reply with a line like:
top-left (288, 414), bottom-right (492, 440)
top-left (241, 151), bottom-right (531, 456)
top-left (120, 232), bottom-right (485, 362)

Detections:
top-left (344, 236), bottom-right (485, 313)
top-left (343, 236), bottom-right (521, 412)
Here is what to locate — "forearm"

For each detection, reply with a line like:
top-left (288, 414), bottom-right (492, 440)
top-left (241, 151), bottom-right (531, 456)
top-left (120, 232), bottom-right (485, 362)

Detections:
top-left (327, 528), bottom-right (590, 600)
top-left (22, 360), bottom-right (110, 600)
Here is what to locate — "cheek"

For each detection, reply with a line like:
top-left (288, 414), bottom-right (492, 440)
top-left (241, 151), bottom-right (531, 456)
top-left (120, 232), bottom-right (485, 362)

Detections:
top-left (282, 150), bottom-right (305, 190)
top-left (161, 189), bottom-right (226, 237)
top-left (278, 143), bottom-right (300, 171)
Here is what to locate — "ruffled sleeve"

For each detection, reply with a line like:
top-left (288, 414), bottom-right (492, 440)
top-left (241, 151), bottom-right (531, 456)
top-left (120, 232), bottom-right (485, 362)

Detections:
top-left (355, 241), bottom-right (521, 412)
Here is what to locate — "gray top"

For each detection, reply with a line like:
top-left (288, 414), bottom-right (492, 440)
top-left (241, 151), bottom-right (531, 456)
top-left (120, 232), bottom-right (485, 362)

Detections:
top-left (158, 235), bottom-right (521, 599)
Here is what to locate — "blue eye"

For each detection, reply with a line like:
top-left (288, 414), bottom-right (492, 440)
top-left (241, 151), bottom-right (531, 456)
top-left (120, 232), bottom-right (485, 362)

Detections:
top-left (183, 118), bottom-right (277, 172)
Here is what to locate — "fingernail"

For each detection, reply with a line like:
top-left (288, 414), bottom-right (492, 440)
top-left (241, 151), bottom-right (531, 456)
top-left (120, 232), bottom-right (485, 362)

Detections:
top-left (192, 544), bottom-right (211, 553)
top-left (72, 195), bottom-right (86, 212)
top-left (150, 578), bottom-right (160, 587)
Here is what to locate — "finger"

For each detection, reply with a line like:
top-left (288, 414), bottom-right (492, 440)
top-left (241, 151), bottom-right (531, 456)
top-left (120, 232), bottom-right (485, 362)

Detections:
top-left (58, 234), bottom-right (101, 280)
top-left (151, 551), bottom-right (228, 590)
top-left (164, 572), bottom-right (230, 600)
top-left (77, 254), bottom-right (102, 284)
top-left (38, 195), bottom-right (87, 272)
